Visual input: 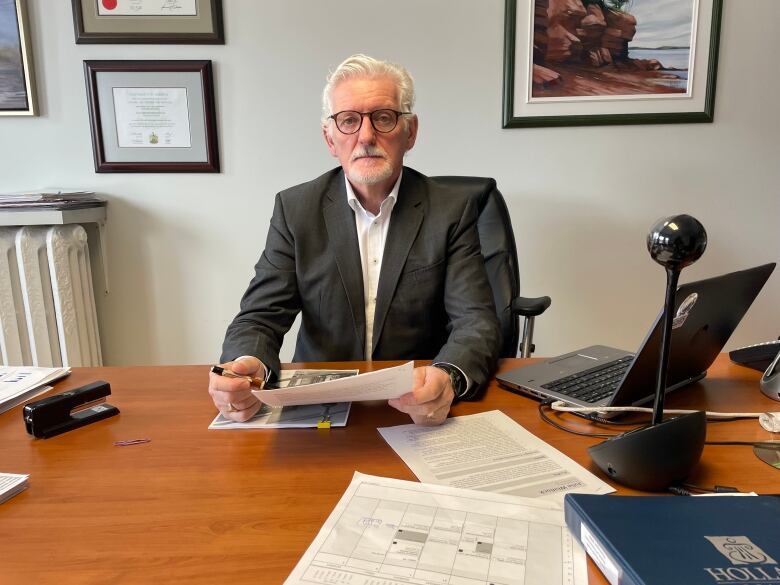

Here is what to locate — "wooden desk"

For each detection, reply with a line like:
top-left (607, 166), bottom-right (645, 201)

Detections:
top-left (1, 356), bottom-right (778, 584)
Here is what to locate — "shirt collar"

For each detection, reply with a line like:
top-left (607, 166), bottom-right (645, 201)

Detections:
top-left (345, 170), bottom-right (403, 217)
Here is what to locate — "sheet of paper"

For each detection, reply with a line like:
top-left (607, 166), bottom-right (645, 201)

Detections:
top-left (253, 361), bottom-right (413, 407)
top-left (209, 402), bottom-right (351, 429)
top-left (283, 472), bottom-right (587, 585)
top-left (0, 473), bottom-right (29, 505)
top-left (0, 367), bottom-right (70, 414)
top-left (378, 410), bottom-right (614, 503)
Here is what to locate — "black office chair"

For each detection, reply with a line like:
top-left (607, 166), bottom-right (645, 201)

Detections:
top-left (431, 176), bottom-right (551, 358)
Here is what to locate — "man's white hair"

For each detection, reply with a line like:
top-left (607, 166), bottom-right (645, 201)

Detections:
top-left (321, 54), bottom-right (415, 126)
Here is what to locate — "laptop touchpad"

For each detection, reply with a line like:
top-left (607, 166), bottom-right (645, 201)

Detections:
top-left (549, 353), bottom-right (600, 372)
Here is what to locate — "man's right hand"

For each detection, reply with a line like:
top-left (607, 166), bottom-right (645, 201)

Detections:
top-left (208, 356), bottom-right (264, 422)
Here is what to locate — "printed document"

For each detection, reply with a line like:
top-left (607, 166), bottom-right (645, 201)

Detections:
top-left (0, 366), bottom-right (70, 414)
top-left (284, 472), bottom-right (587, 585)
top-left (253, 361), bottom-right (413, 407)
top-left (378, 410), bottom-right (614, 503)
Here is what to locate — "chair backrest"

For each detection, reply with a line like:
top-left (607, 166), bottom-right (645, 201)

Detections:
top-left (430, 176), bottom-right (521, 358)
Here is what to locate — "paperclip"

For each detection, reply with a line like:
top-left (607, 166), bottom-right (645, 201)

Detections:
top-left (114, 438), bottom-right (151, 446)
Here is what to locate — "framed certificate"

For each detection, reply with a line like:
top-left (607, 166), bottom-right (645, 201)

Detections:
top-left (84, 60), bottom-right (220, 172)
top-left (72, 0), bottom-right (224, 44)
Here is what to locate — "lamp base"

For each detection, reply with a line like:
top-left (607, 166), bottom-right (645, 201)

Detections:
top-left (588, 411), bottom-right (707, 491)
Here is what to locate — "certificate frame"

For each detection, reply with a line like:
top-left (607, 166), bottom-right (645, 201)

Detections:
top-left (0, 0), bottom-right (38, 116)
top-left (84, 60), bottom-right (220, 173)
top-left (502, 0), bottom-right (723, 128)
top-left (72, 0), bottom-right (224, 44)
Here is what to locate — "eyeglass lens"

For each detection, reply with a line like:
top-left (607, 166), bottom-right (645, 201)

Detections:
top-left (333, 110), bottom-right (401, 134)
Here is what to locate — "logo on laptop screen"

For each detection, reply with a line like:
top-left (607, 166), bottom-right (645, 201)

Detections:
top-left (672, 292), bottom-right (698, 329)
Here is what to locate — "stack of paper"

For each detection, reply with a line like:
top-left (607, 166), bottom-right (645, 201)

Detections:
top-left (0, 366), bottom-right (70, 414)
top-left (0, 189), bottom-right (103, 209)
top-left (0, 473), bottom-right (29, 505)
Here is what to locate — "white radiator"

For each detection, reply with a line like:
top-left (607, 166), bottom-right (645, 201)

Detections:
top-left (0, 225), bottom-right (102, 367)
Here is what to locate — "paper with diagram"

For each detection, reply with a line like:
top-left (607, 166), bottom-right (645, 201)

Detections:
top-left (283, 472), bottom-right (587, 585)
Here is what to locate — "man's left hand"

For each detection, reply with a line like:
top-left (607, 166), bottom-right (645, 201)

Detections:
top-left (388, 366), bottom-right (454, 425)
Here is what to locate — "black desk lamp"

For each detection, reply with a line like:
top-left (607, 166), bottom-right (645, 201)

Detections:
top-left (588, 215), bottom-right (709, 491)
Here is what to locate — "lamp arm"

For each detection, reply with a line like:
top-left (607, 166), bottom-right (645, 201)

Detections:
top-left (652, 267), bottom-right (680, 426)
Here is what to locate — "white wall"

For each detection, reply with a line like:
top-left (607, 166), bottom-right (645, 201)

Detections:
top-left (1, 0), bottom-right (777, 365)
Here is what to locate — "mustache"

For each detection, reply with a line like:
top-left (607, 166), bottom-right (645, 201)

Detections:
top-left (351, 146), bottom-right (388, 161)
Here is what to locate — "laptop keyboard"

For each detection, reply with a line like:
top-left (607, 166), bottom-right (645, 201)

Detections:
top-left (541, 356), bottom-right (633, 403)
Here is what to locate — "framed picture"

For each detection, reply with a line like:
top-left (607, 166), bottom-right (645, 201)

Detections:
top-left (72, 0), bottom-right (224, 44)
top-left (0, 0), bottom-right (37, 116)
top-left (84, 60), bottom-right (220, 173)
top-left (503, 0), bottom-right (723, 128)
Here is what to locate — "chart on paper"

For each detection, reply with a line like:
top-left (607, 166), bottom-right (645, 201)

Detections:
top-left (285, 473), bottom-right (586, 585)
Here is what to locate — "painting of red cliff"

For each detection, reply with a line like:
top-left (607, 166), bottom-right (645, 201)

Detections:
top-left (503, 0), bottom-right (722, 127)
top-left (532, 0), bottom-right (693, 98)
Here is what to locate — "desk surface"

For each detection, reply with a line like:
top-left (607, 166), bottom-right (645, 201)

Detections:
top-left (1, 355), bottom-right (778, 584)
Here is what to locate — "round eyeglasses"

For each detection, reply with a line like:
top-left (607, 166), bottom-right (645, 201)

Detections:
top-left (329, 109), bottom-right (411, 135)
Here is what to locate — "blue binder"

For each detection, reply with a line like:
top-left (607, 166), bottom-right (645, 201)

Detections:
top-left (564, 494), bottom-right (780, 585)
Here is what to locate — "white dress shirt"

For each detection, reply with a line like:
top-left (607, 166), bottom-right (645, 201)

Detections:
top-left (345, 173), bottom-right (402, 359)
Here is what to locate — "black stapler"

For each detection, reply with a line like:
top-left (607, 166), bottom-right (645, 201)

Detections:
top-left (23, 381), bottom-right (119, 439)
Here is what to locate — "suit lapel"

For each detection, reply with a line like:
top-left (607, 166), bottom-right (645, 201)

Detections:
top-left (372, 171), bottom-right (425, 354)
top-left (323, 173), bottom-right (366, 354)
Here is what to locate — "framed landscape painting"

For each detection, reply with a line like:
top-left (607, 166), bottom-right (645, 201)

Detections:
top-left (0, 0), bottom-right (37, 116)
top-left (503, 0), bottom-right (723, 127)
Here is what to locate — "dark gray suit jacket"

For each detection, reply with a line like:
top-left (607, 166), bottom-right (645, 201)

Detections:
top-left (221, 166), bottom-right (501, 397)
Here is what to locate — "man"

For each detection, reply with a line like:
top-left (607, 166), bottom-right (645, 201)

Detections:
top-left (209, 54), bottom-right (501, 425)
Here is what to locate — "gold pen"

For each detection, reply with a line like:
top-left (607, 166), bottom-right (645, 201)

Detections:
top-left (210, 365), bottom-right (265, 389)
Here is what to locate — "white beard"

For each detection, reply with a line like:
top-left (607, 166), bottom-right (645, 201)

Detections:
top-left (348, 159), bottom-right (394, 185)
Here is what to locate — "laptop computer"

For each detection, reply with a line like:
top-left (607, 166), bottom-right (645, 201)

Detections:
top-left (497, 263), bottom-right (776, 411)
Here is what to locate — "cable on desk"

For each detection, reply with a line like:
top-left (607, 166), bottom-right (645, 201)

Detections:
top-left (706, 440), bottom-right (780, 448)
top-left (538, 402), bottom-right (780, 442)
top-left (576, 412), bottom-right (650, 426)
top-left (669, 483), bottom-right (740, 496)
top-left (538, 400), bottom-right (618, 438)
top-left (549, 401), bottom-right (773, 423)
